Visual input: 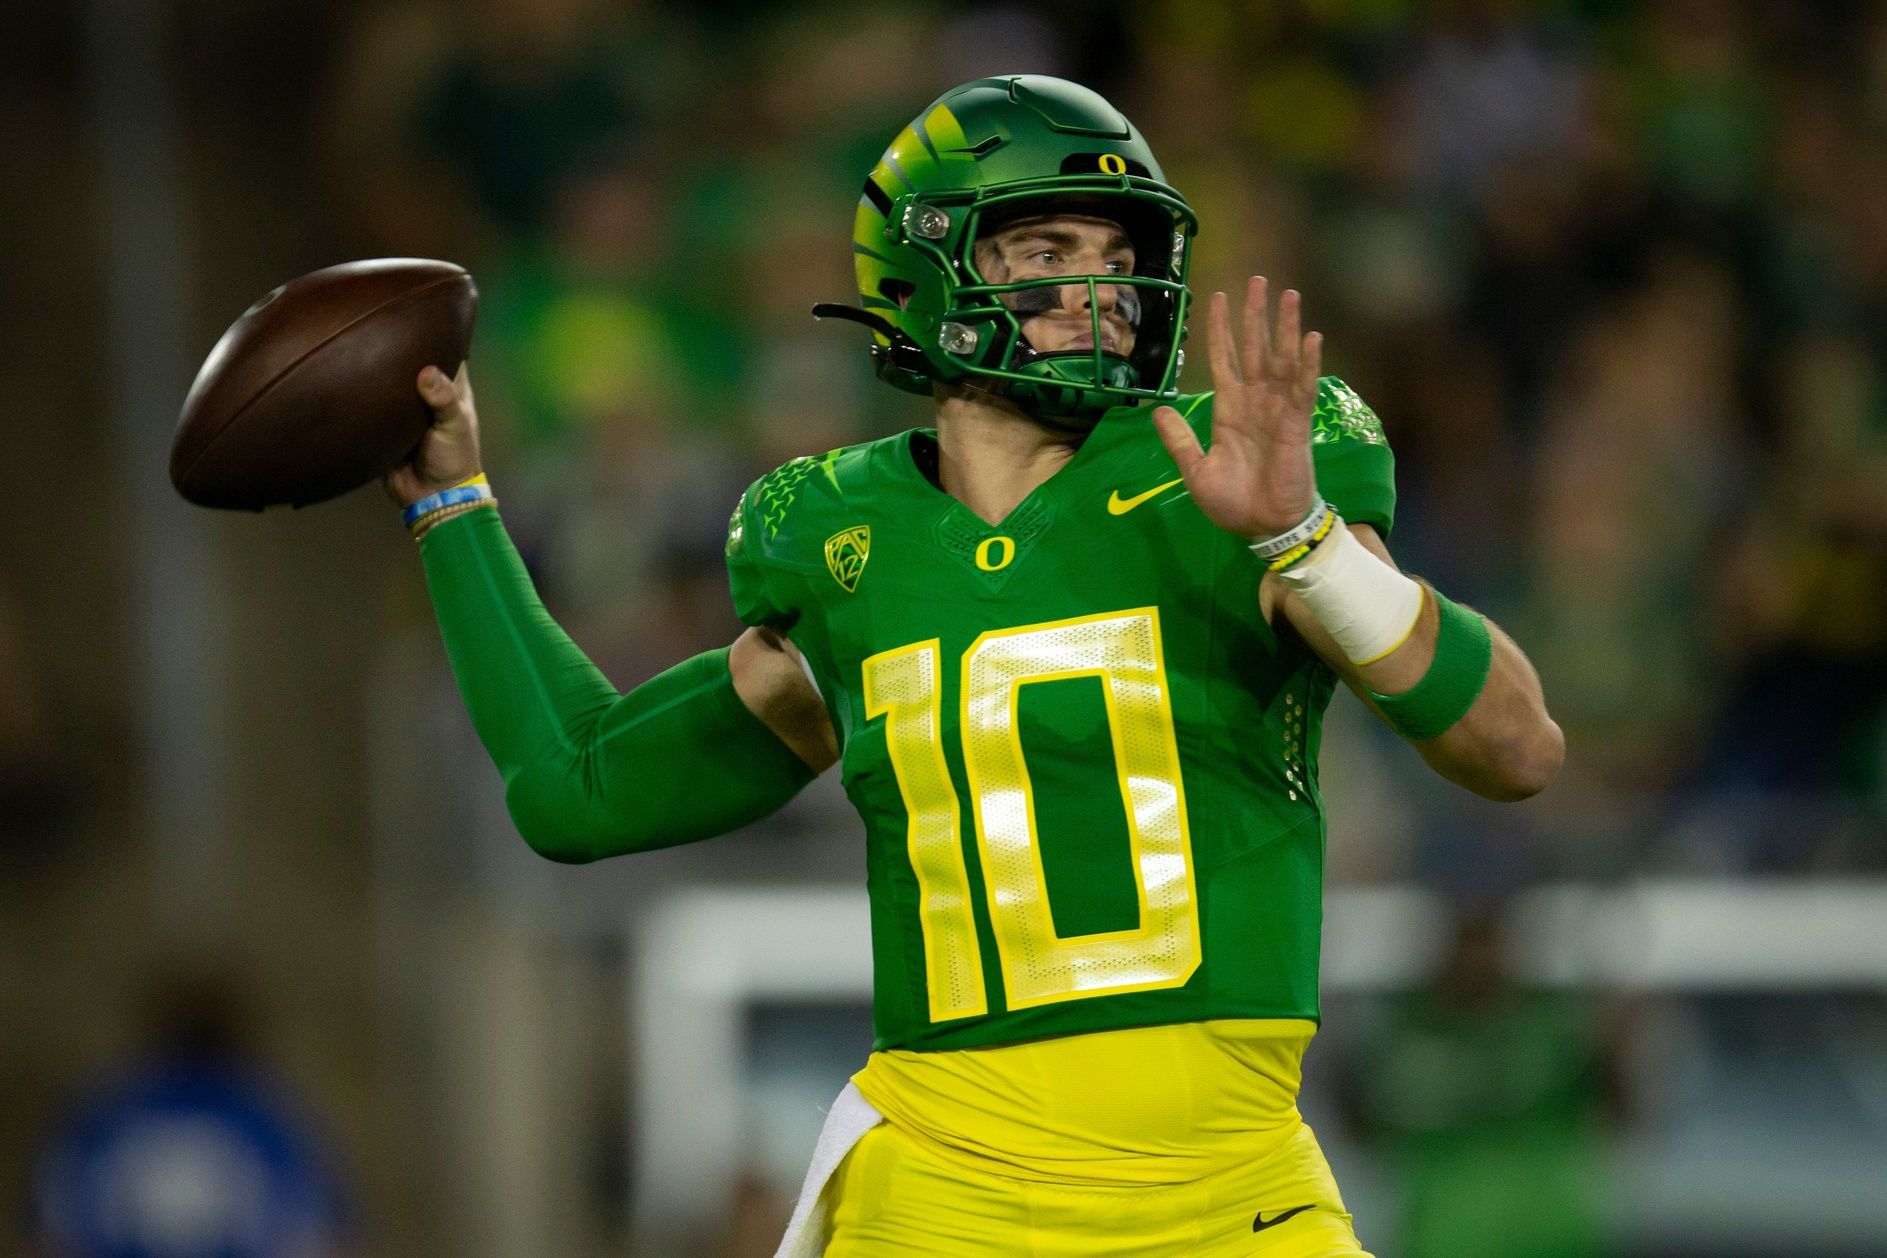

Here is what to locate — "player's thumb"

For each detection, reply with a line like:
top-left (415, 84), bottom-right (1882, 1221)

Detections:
top-left (418, 365), bottom-right (463, 424)
top-left (1151, 405), bottom-right (1205, 476)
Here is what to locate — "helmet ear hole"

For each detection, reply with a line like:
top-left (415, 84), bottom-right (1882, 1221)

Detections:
top-left (877, 278), bottom-right (917, 309)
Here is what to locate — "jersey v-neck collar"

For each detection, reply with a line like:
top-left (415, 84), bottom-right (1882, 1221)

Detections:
top-left (891, 408), bottom-right (1138, 534)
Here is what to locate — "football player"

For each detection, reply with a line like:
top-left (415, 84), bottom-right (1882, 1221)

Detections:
top-left (391, 75), bottom-right (1562, 1257)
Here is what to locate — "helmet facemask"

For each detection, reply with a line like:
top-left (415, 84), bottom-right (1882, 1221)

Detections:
top-left (950, 192), bottom-right (1190, 428)
top-left (819, 76), bottom-right (1199, 427)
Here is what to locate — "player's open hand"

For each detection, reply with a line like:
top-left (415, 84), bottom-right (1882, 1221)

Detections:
top-left (384, 362), bottom-right (483, 509)
top-left (1151, 278), bottom-right (1321, 541)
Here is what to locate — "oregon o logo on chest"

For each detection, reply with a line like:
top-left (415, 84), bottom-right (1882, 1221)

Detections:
top-left (975, 535), bottom-right (1015, 571)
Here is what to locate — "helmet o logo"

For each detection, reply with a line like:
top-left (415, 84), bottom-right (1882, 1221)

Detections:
top-left (1097, 153), bottom-right (1128, 175)
top-left (975, 535), bottom-right (1016, 571)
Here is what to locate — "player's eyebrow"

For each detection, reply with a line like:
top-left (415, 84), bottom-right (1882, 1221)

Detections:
top-left (1004, 226), bottom-right (1132, 256)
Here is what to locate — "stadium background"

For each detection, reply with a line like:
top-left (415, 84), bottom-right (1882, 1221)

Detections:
top-left (4, 0), bottom-right (1887, 1254)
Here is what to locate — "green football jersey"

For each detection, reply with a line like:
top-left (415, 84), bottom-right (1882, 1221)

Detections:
top-left (725, 378), bottom-right (1396, 1052)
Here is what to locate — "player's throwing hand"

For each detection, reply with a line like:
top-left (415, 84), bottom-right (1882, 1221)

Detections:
top-left (1151, 277), bottom-right (1322, 541)
top-left (384, 363), bottom-right (484, 509)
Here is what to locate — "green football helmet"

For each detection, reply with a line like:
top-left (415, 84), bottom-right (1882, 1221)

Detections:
top-left (815, 75), bottom-right (1197, 427)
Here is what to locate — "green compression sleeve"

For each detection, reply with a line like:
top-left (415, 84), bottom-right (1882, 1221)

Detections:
top-left (417, 507), bottom-right (817, 863)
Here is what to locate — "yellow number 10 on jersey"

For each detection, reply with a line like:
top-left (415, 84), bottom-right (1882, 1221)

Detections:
top-left (862, 608), bottom-right (1202, 1023)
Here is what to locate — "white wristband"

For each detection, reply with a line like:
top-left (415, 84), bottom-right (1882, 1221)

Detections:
top-left (1274, 523), bottom-right (1424, 665)
top-left (1247, 497), bottom-right (1331, 562)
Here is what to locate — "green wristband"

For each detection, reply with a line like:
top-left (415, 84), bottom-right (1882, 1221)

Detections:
top-left (1366, 587), bottom-right (1492, 741)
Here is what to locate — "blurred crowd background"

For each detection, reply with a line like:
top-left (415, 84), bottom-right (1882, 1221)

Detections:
top-left (5, 0), bottom-right (1887, 1255)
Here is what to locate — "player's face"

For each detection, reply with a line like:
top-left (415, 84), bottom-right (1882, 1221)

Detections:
top-left (973, 215), bottom-right (1138, 358)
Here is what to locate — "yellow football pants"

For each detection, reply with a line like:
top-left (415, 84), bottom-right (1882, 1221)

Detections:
top-left (821, 1116), bottom-right (1372, 1257)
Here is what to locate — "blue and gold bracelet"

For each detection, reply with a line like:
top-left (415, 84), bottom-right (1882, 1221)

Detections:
top-left (401, 473), bottom-right (492, 525)
top-left (406, 474), bottom-right (496, 540)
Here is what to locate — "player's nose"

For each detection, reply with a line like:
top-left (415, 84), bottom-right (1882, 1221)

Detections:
top-left (1056, 269), bottom-right (1120, 315)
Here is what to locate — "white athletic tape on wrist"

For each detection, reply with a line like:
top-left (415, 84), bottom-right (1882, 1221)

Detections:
top-left (1274, 522), bottom-right (1425, 665)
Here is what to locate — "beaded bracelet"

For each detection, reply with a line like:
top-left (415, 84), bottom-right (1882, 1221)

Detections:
top-left (410, 496), bottom-right (498, 541)
top-left (1265, 505), bottom-right (1340, 573)
top-left (401, 473), bottom-right (492, 527)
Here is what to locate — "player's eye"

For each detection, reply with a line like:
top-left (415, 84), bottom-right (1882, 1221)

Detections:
top-left (1033, 250), bottom-right (1059, 267)
top-left (1104, 260), bottom-right (1128, 274)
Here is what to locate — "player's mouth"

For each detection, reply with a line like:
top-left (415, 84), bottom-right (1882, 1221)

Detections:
top-left (1064, 327), bottom-right (1126, 353)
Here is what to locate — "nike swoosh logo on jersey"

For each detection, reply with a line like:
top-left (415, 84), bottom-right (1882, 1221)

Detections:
top-left (1252, 1204), bottom-right (1316, 1233)
top-left (1106, 477), bottom-right (1185, 514)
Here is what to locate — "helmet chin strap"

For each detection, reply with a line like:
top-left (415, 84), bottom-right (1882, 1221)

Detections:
top-left (945, 370), bottom-right (1098, 434)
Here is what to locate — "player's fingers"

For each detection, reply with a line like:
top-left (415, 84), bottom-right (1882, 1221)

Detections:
top-left (1152, 405), bottom-right (1207, 476)
top-left (1240, 275), bottom-right (1269, 383)
top-left (1206, 291), bottom-right (1241, 390)
top-left (1300, 330), bottom-right (1323, 401)
top-left (1271, 290), bottom-right (1301, 380)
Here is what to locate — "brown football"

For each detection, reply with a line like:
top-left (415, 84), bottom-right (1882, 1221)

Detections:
top-left (171, 258), bottom-right (477, 510)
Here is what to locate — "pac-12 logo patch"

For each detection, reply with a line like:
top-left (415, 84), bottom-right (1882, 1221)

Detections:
top-left (825, 526), bottom-right (870, 593)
